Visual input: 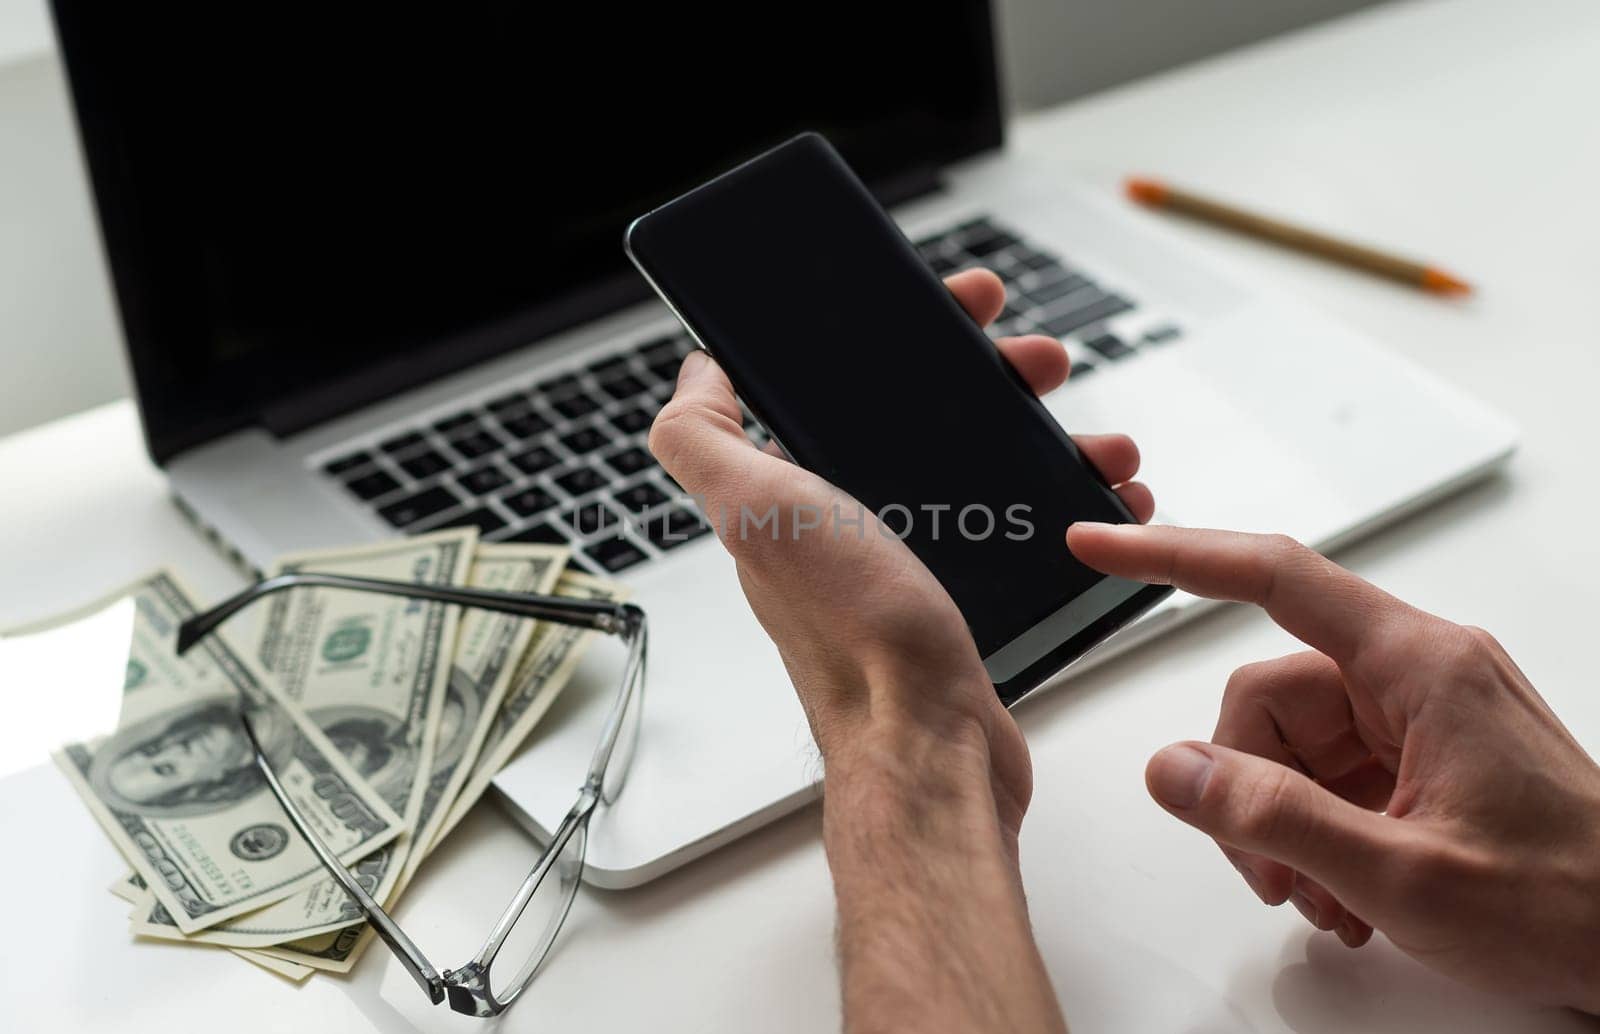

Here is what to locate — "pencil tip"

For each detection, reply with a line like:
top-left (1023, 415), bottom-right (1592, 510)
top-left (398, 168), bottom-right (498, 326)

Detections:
top-left (1422, 268), bottom-right (1474, 296)
top-left (1124, 177), bottom-right (1169, 207)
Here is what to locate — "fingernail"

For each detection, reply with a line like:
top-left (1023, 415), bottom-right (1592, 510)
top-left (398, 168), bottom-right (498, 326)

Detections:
top-left (1290, 889), bottom-right (1322, 928)
top-left (1148, 744), bottom-right (1213, 810)
top-left (1335, 917), bottom-right (1360, 948)
top-left (1068, 521), bottom-right (1116, 532)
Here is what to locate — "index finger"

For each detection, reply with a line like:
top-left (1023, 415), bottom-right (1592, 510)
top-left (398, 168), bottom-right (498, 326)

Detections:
top-left (648, 350), bottom-right (767, 505)
top-left (1065, 523), bottom-right (1416, 667)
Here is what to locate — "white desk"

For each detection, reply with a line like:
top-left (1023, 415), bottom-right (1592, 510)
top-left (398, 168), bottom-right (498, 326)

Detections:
top-left (5, 0), bottom-right (1600, 1029)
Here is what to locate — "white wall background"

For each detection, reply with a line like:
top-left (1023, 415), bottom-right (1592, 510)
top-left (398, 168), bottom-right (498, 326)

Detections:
top-left (0, 0), bottom-right (125, 437)
top-left (0, 0), bottom-right (1386, 439)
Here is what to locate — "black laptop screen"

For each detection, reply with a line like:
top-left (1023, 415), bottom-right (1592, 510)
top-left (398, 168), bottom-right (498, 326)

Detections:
top-left (51, 3), bottom-right (1002, 463)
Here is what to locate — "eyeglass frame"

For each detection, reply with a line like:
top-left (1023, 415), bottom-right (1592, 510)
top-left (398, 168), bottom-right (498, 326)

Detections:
top-left (175, 571), bottom-right (648, 1017)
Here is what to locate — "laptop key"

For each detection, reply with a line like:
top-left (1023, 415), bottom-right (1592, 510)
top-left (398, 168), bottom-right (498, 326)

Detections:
top-left (509, 444), bottom-right (560, 475)
top-left (646, 358), bottom-right (682, 382)
top-left (345, 468), bottom-right (400, 501)
top-left (449, 429), bottom-right (504, 459)
top-left (501, 485), bottom-right (558, 518)
top-left (434, 412), bottom-right (477, 436)
top-left (1041, 295), bottom-right (1133, 338)
top-left (560, 426), bottom-right (609, 455)
top-left (499, 410), bottom-right (553, 439)
top-left (643, 506), bottom-right (712, 550)
top-left (1143, 324), bottom-right (1182, 345)
top-left (1025, 275), bottom-right (1094, 308)
top-left (602, 446), bottom-right (656, 476)
top-left (378, 485), bottom-right (460, 528)
top-left (503, 521), bottom-right (567, 544)
top-left (583, 537), bottom-right (649, 573)
top-left (964, 230), bottom-right (1019, 257)
top-left (1083, 333), bottom-right (1135, 360)
top-left (537, 372), bottom-right (582, 398)
top-left (583, 537), bottom-right (650, 573)
top-left (324, 450), bottom-right (372, 476)
top-left (598, 374), bottom-right (649, 400)
top-left (562, 499), bottom-right (622, 536)
top-left (614, 481), bottom-right (670, 514)
top-left (610, 407), bottom-right (654, 434)
top-left (637, 336), bottom-right (681, 364)
top-left (554, 465), bottom-right (606, 497)
top-left (399, 449), bottom-right (451, 479)
top-left (587, 354), bottom-right (631, 377)
top-left (552, 392), bottom-right (602, 420)
top-left (420, 506), bottom-right (507, 536)
top-left (379, 430), bottom-right (425, 455)
top-left (457, 464), bottom-right (511, 496)
top-left (1011, 248), bottom-right (1059, 271)
top-left (486, 392), bottom-right (533, 416)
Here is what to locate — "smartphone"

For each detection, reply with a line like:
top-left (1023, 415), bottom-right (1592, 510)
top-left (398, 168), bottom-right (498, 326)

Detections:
top-left (625, 133), bottom-right (1170, 705)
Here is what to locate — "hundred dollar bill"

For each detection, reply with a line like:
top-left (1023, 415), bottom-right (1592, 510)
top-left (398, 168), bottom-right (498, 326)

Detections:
top-left (131, 530), bottom-right (476, 948)
top-left (402, 542), bottom-right (567, 885)
top-left (431, 570), bottom-right (625, 850)
top-left (112, 871), bottom-right (313, 982)
top-left (53, 570), bottom-right (405, 933)
top-left (257, 570), bottom-right (625, 974)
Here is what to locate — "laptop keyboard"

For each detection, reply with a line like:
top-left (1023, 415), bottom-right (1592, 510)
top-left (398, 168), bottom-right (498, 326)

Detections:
top-left (317, 216), bottom-right (1181, 577)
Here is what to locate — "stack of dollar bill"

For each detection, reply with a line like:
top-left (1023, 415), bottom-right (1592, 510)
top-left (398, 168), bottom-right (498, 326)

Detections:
top-left (53, 529), bottom-right (624, 983)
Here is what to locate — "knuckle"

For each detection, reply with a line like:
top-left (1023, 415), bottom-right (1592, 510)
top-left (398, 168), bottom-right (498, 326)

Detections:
top-left (1263, 533), bottom-right (1304, 559)
top-left (1222, 660), bottom-right (1274, 705)
top-left (645, 401), bottom-right (685, 454)
top-left (1254, 534), bottom-right (1308, 606)
top-left (1384, 836), bottom-right (1492, 907)
top-left (1342, 601), bottom-right (1443, 685)
top-left (1237, 767), bottom-right (1309, 849)
top-left (647, 400), bottom-right (709, 467)
top-left (1437, 623), bottom-right (1514, 699)
top-left (1458, 624), bottom-right (1505, 662)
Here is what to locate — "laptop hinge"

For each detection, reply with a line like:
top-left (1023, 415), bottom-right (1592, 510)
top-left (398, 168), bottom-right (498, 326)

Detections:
top-left (258, 274), bottom-right (652, 438)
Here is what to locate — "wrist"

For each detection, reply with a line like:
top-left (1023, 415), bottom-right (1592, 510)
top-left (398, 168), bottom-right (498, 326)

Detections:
top-left (819, 696), bottom-right (1014, 876)
top-left (817, 660), bottom-right (999, 810)
top-left (819, 707), bottom-right (1052, 1032)
top-left (821, 731), bottom-right (1024, 923)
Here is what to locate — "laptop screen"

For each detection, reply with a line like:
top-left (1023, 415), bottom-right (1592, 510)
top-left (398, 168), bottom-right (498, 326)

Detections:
top-left (52, 4), bottom-right (1001, 463)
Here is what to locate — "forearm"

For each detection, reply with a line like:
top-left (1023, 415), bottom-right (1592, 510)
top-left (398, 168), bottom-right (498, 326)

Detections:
top-left (821, 717), bottom-right (1067, 1034)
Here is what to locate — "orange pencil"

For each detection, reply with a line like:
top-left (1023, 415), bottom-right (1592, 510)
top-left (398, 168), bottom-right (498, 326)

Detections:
top-left (1125, 177), bottom-right (1472, 297)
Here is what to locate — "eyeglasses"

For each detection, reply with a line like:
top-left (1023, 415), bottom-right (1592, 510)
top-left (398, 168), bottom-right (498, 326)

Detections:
top-left (176, 571), bottom-right (648, 1017)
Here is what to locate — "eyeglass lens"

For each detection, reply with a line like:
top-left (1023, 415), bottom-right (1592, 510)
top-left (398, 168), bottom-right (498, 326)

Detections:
top-left (485, 818), bottom-right (588, 1004)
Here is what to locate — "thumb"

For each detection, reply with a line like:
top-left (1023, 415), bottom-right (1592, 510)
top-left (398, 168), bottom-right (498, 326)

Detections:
top-left (1146, 741), bottom-right (1398, 907)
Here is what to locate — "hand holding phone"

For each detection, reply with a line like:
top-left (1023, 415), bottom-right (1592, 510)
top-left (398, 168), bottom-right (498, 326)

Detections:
top-left (628, 133), bottom-right (1168, 704)
top-left (643, 273), bottom-right (1145, 768)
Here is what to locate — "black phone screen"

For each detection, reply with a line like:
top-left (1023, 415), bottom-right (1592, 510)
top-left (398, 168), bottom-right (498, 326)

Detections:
top-left (627, 135), bottom-right (1169, 699)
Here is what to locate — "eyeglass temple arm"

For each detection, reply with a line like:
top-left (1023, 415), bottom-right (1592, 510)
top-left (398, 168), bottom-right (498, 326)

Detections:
top-left (175, 571), bottom-right (634, 656)
top-left (238, 709), bottom-right (448, 1003)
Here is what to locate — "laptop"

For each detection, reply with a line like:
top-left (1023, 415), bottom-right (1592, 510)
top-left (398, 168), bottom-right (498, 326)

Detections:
top-left (53, 3), bottom-right (1516, 886)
